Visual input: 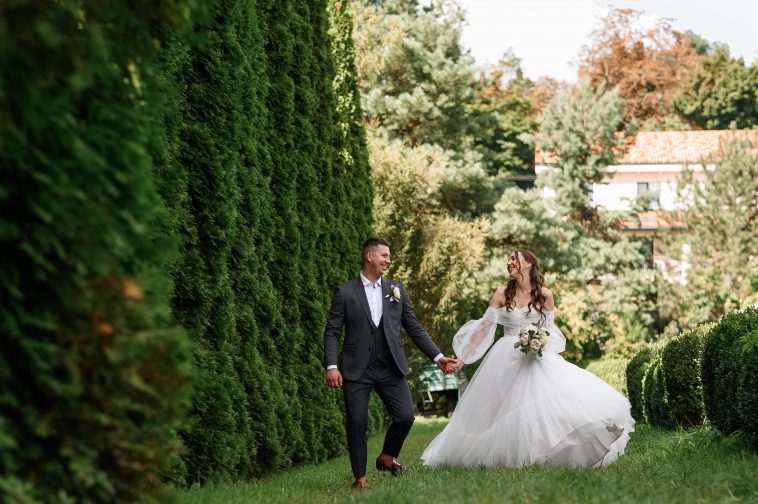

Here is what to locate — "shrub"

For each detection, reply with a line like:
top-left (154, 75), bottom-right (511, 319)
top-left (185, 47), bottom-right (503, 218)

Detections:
top-left (660, 324), bottom-right (712, 427)
top-left (737, 330), bottom-right (758, 447)
top-left (586, 358), bottom-right (629, 396)
top-left (626, 346), bottom-right (653, 420)
top-left (642, 347), bottom-right (674, 428)
top-left (0, 0), bottom-right (194, 500)
top-left (702, 307), bottom-right (758, 434)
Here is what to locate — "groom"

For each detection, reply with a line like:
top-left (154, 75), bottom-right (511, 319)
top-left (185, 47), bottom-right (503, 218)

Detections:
top-left (324, 236), bottom-right (457, 489)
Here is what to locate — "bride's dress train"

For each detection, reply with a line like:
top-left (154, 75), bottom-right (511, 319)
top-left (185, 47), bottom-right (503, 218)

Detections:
top-left (421, 306), bottom-right (634, 468)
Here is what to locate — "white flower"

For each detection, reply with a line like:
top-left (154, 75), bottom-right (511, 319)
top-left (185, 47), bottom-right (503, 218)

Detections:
top-left (519, 336), bottom-right (529, 346)
top-left (392, 286), bottom-right (401, 301)
top-left (530, 339), bottom-right (542, 350)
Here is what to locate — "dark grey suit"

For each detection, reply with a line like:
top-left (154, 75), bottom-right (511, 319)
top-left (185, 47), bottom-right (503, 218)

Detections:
top-left (324, 276), bottom-right (442, 478)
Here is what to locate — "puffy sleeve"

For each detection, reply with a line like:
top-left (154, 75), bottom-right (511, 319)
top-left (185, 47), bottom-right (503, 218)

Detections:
top-left (452, 307), bottom-right (499, 364)
top-left (544, 311), bottom-right (566, 353)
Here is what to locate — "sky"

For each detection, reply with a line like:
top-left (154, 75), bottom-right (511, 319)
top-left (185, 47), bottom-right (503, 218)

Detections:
top-left (457, 0), bottom-right (758, 81)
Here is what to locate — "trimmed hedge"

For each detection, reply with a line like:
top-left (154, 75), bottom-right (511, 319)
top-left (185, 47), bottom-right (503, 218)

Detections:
top-left (642, 347), bottom-right (674, 428)
top-left (586, 358), bottom-right (629, 396)
top-left (737, 330), bottom-right (758, 447)
top-left (626, 346), bottom-right (653, 420)
top-left (2, 0), bottom-right (380, 499)
top-left (0, 1), bottom-right (194, 501)
top-left (701, 308), bottom-right (758, 435)
top-left (660, 324), bottom-right (712, 427)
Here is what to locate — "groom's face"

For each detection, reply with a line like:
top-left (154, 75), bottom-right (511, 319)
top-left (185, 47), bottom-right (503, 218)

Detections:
top-left (367, 245), bottom-right (392, 276)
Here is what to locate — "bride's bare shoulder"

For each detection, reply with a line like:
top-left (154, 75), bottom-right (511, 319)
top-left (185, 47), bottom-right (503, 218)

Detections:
top-left (490, 285), bottom-right (507, 308)
top-left (540, 287), bottom-right (555, 310)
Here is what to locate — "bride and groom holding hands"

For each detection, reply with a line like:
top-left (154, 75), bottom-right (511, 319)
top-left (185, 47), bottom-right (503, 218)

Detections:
top-left (324, 237), bottom-right (634, 490)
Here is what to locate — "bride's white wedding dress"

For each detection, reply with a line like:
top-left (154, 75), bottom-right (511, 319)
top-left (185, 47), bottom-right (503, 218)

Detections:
top-left (421, 306), bottom-right (634, 468)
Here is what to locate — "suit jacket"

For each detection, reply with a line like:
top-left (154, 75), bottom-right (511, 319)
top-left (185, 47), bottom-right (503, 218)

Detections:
top-left (323, 276), bottom-right (441, 381)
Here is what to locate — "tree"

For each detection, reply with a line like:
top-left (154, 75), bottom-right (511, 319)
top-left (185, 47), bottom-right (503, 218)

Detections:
top-left (350, 0), bottom-right (476, 148)
top-left (468, 53), bottom-right (537, 176)
top-left (671, 47), bottom-right (758, 130)
top-left (368, 135), bottom-right (490, 355)
top-left (529, 76), bottom-right (564, 117)
top-left (535, 79), bottom-right (627, 222)
top-left (521, 79), bottom-right (656, 359)
top-left (578, 8), bottom-right (698, 125)
top-left (659, 140), bottom-right (758, 331)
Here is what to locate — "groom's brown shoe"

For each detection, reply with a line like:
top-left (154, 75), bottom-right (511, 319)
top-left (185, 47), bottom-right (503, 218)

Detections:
top-left (350, 479), bottom-right (367, 490)
top-left (375, 457), bottom-right (409, 476)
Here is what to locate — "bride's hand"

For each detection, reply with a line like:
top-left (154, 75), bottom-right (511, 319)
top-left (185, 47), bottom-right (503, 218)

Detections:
top-left (445, 359), bottom-right (463, 373)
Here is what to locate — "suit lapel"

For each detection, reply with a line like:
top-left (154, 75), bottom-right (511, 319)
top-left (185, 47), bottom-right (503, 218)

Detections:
top-left (382, 279), bottom-right (392, 325)
top-left (352, 277), bottom-right (377, 329)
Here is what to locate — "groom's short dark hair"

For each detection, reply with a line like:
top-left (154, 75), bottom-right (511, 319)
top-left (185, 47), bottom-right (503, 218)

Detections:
top-left (362, 236), bottom-right (390, 264)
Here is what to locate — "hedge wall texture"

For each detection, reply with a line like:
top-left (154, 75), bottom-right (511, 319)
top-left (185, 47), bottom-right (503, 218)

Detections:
top-left (660, 324), bottom-right (711, 427)
top-left (2, 0), bottom-right (375, 500)
top-left (702, 308), bottom-right (758, 443)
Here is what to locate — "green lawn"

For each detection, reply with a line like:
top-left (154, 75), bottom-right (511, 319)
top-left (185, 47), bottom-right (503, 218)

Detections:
top-left (169, 417), bottom-right (758, 503)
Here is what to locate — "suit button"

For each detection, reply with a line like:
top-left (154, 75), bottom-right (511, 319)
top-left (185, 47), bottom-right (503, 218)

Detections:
top-left (368, 346), bottom-right (372, 351)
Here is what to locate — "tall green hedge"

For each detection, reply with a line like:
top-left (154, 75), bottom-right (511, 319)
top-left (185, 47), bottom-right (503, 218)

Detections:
top-left (0, 1), bottom-right (193, 501)
top-left (158, 0), bottom-right (378, 482)
top-left (3, 0), bottom-right (378, 499)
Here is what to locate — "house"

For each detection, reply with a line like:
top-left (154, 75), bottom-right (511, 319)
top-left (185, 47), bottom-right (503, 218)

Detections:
top-left (534, 129), bottom-right (758, 279)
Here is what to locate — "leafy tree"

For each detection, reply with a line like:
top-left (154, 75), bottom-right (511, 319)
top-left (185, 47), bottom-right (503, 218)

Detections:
top-left (535, 79), bottom-right (626, 222)
top-left (578, 8), bottom-right (698, 125)
top-left (351, 0), bottom-right (476, 148)
top-left (468, 53), bottom-right (537, 176)
top-left (368, 135), bottom-right (490, 350)
top-left (521, 79), bottom-right (656, 359)
top-left (659, 140), bottom-right (758, 331)
top-left (529, 76), bottom-right (565, 118)
top-left (671, 47), bottom-right (758, 130)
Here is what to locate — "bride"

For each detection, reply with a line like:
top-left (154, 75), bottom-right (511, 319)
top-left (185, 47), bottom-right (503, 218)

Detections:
top-left (421, 250), bottom-right (634, 468)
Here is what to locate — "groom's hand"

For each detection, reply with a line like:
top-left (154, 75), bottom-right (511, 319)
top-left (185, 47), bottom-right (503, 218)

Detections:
top-left (436, 356), bottom-right (459, 375)
top-left (326, 368), bottom-right (343, 388)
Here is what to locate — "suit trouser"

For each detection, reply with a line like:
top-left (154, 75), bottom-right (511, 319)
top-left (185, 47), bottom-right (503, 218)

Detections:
top-left (342, 360), bottom-right (415, 478)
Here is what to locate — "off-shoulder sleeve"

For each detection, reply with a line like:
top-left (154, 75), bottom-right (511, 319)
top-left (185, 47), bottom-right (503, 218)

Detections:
top-left (452, 307), bottom-right (499, 364)
top-left (544, 311), bottom-right (566, 353)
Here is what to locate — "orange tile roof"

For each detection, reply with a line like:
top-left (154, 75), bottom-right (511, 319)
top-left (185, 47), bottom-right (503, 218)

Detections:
top-left (535, 130), bottom-right (758, 165)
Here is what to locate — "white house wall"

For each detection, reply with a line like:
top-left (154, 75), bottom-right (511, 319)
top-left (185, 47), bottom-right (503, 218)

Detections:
top-left (535, 163), bottom-right (711, 211)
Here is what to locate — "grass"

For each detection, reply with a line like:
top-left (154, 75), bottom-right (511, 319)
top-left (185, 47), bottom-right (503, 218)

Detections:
top-left (168, 417), bottom-right (758, 503)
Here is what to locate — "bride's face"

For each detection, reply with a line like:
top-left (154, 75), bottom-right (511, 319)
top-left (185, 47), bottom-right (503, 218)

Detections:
top-left (507, 252), bottom-right (531, 279)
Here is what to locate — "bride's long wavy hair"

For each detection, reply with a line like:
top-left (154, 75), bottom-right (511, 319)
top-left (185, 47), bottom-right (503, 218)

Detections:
top-left (504, 249), bottom-right (546, 321)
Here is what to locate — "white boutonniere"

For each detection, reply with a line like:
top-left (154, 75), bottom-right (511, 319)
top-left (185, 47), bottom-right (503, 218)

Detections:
top-left (386, 284), bottom-right (401, 303)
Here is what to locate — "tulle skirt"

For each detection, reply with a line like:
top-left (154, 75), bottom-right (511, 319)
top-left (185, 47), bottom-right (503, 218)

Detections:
top-left (421, 336), bottom-right (635, 468)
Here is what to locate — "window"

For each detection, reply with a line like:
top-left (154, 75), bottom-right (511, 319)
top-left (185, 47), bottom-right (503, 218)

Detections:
top-left (637, 182), bottom-right (660, 209)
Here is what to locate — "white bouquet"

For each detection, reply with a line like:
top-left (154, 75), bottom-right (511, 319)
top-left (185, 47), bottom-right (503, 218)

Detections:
top-left (514, 322), bottom-right (550, 357)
